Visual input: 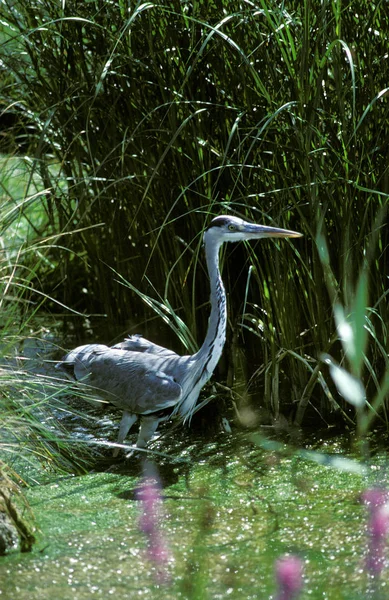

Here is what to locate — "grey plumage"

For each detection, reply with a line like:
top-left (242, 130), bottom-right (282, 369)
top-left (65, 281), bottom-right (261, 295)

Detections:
top-left (56, 215), bottom-right (302, 454)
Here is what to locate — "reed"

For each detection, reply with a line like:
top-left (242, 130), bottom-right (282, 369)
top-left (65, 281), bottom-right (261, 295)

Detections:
top-left (0, 0), bottom-right (388, 428)
top-left (0, 225), bottom-right (94, 476)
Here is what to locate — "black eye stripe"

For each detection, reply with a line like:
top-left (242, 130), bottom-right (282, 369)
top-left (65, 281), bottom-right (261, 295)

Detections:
top-left (206, 216), bottom-right (241, 231)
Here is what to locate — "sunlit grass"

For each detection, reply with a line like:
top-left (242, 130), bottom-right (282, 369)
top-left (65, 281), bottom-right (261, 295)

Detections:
top-left (0, 220), bottom-right (96, 482)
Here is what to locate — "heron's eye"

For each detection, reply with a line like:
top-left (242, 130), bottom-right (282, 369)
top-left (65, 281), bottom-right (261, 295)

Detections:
top-left (228, 224), bottom-right (236, 231)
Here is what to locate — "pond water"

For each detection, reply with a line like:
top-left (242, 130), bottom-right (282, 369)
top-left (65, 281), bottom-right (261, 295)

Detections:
top-left (1, 426), bottom-right (389, 600)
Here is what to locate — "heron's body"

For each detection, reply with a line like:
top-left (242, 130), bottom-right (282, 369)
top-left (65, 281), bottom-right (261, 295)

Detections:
top-left (56, 215), bottom-right (302, 453)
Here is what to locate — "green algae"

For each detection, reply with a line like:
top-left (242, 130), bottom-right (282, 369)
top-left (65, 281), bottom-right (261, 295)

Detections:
top-left (0, 432), bottom-right (388, 599)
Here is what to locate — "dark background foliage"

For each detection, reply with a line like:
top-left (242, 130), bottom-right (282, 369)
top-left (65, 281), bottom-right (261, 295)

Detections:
top-left (1, 0), bottom-right (388, 425)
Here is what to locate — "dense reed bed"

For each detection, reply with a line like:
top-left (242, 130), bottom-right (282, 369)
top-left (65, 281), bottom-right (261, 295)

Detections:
top-left (1, 0), bottom-right (388, 429)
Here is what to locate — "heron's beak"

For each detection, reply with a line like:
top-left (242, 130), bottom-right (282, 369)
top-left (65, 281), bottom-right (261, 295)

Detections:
top-left (245, 224), bottom-right (303, 239)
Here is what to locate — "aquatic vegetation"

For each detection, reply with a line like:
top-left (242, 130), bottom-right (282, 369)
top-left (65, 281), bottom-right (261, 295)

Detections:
top-left (1, 434), bottom-right (388, 599)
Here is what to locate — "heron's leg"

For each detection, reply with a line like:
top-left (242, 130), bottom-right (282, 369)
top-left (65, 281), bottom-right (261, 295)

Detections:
top-left (136, 416), bottom-right (160, 448)
top-left (113, 411), bottom-right (138, 457)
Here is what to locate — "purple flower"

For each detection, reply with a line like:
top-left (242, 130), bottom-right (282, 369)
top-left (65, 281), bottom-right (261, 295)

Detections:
top-left (362, 488), bottom-right (389, 576)
top-left (361, 488), bottom-right (388, 510)
top-left (137, 477), bottom-right (161, 535)
top-left (135, 464), bottom-right (171, 584)
top-left (275, 555), bottom-right (303, 600)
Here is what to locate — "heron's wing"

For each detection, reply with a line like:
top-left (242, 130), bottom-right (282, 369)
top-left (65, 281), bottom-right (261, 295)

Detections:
top-left (56, 344), bottom-right (109, 380)
top-left (112, 334), bottom-right (178, 358)
top-left (58, 344), bottom-right (182, 414)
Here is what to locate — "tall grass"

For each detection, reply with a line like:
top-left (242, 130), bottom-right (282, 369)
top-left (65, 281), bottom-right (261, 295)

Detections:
top-left (0, 216), bottom-right (95, 477)
top-left (0, 0), bottom-right (388, 429)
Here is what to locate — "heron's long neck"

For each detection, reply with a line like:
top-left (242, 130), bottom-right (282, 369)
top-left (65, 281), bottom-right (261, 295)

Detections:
top-left (194, 236), bottom-right (227, 378)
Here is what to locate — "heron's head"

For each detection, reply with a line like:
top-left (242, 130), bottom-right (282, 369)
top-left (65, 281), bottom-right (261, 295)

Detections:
top-left (204, 215), bottom-right (302, 245)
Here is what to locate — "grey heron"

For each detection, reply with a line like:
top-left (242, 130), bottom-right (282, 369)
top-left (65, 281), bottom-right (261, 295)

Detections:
top-left (56, 215), bottom-right (302, 455)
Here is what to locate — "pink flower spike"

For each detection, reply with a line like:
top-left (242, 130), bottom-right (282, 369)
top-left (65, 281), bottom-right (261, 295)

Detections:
top-left (361, 488), bottom-right (388, 511)
top-left (135, 463), bottom-right (172, 585)
top-left (370, 504), bottom-right (389, 539)
top-left (365, 501), bottom-right (389, 576)
top-left (275, 555), bottom-right (303, 600)
top-left (137, 477), bottom-right (161, 535)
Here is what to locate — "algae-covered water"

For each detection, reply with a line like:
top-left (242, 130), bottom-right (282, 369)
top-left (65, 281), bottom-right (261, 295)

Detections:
top-left (1, 428), bottom-right (388, 600)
